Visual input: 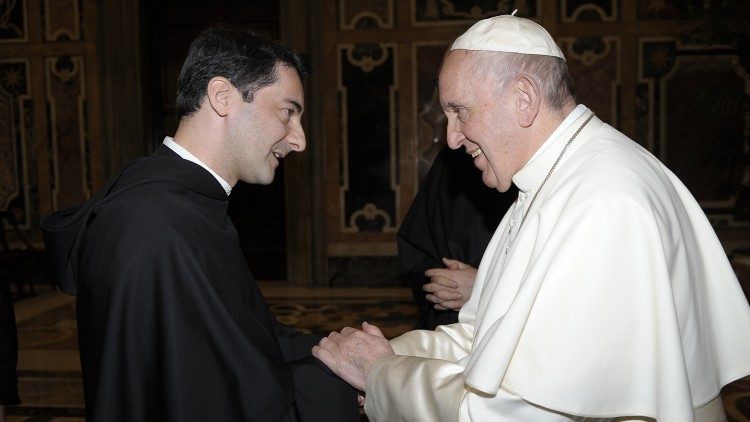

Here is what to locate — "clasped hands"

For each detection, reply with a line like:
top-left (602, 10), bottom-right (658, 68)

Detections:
top-left (423, 257), bottom-right (476, 311)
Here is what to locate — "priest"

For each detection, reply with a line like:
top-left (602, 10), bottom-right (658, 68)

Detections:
top-left (42, 25), bottom-right (358, 421)
top-left (313, 13), bottom-right (750, 421)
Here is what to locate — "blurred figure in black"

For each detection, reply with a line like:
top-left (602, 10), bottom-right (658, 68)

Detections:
top-left (398, 145), bottom-right (516, 329)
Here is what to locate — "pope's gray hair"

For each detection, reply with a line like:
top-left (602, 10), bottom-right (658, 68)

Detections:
top-left (471, 51), bottom-right (576, 111)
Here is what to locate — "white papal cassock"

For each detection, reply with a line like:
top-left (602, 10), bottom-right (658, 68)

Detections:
top-left (365, 105), bottom-right (750, 422)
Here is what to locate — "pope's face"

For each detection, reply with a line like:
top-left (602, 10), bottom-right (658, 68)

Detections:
top-left (438, 50), bottom-right (521, 192)
top-left (226, 64), bottom-right (306, 185)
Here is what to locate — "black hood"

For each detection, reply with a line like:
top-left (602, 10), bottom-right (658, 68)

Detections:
top-left (40, 145), bottom-right (228, 295)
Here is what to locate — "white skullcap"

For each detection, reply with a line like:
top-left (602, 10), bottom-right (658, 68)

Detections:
top-left (450, 10), bottom-right (565, 60)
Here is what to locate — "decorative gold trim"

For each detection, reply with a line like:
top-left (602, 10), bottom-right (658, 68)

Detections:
top-left (338, 43), bottom-right (399, 233)
top-left (44, 0), bottom-right (81, 41)
top-left (327, 241), bottom-right (397, 256)
top-left (46, 56), bottom-right (88, 211)
top-left (0, 0), bottom-right (28, 43)
top-left (339, 0), bottom-right (394, 30)
top-left (345, 44), bottom-right (388, 72)
top-left (559, 36), bottom-right (621, 127)
top-left (637, 37), bottom-right (676, 154)
top-left (561, 0), bottom-right (617, 23)
top-left (411, 0), bottom-right (541, 27)
top-left (349, 202), bottom-right (393, 228)
top-left (0, 58), bottom-right (31, 229)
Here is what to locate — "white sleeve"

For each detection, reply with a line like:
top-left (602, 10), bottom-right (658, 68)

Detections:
top-left (363, 354), bottom-right (576, 422)
top-left (389, 322), bottom-right (473, 361)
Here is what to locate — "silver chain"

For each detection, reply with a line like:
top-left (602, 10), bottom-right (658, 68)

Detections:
top-left (506, 112), bottom-right (596, 253)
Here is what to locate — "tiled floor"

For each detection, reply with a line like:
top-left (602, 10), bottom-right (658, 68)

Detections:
top-left (7, 275), bottom-right (750, 421)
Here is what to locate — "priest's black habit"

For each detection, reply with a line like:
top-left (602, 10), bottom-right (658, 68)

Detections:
top-left (397, 145), bottom-right (517, 329)
top-left (41, 146), bottom-right (358, 422)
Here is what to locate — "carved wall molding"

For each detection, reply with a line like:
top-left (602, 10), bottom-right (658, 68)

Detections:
top-left (44, 0), bottom-right (81, 41)
top-left (0, 57), bottom-right (30, 228)
top-left (339, 0), bottom-right (394, 29)
top-left (412, 0), bottom-right (539, 26)
top-left (638, 36), bottom-right (750, 225)
top-left (46, 55), bottom-right (89, 210)
top-left (0, 0), bottom-right (103, 243)
top-left (559, 36), bottom-right (621, 126)
top-left (0, 0), bottom-right (27, 43)
top-left (337, 43), bottom-right (400, 234)
top-left (561, 0), bottom-right (617, 23)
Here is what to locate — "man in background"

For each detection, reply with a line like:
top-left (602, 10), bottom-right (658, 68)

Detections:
top-left (42, 25), bottom-right (357, 421)
top-left (398, 145), bottom-right (515, 329)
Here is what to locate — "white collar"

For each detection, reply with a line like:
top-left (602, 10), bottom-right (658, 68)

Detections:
top-left (512, 104), bottom-right (589, 193)
top-left (162, 137), bottom-right (232, 195)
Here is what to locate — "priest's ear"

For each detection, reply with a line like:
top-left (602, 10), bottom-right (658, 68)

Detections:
top-left (206, 76), bottom-right (233, 117)
top-left (514, 75), bottom-right (541, 128)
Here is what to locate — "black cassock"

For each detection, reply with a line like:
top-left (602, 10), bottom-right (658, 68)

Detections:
top-left (42, 146), bottom-right (358, 422)
top-left (397, 146), bottom-right (517, 330)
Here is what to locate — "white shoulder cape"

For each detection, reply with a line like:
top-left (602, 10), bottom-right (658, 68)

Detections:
top-left (366, 111), bottom-right (750, 421)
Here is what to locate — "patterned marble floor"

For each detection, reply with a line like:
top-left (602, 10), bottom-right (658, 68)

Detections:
top-left (6, 275), bottom-right (750, 421)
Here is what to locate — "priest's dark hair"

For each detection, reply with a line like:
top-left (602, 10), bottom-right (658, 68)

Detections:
top-left (175, 24), bottom-right (311, 120)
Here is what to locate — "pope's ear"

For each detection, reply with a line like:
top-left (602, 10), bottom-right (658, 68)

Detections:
top-left (515, 75), bottom-right (540, 128)
top-left (206, 77), bottom-right (233, 117)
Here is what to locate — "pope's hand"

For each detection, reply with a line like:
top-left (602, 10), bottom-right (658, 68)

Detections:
top-left (312, 322), bottom-right (394, 392)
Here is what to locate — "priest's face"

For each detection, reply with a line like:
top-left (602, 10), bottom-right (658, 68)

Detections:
top-left (438, 50), bottom-right (522, 192)
top-left (226, 64), bottom-right (306, 185)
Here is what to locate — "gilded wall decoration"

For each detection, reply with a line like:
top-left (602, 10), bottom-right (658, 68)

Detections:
top-left (636, 0), bottom-right (742, 20)
top-left (44, 0), bottom-right (81, 41)
top-left (639, 38), bottom-right (749, 221)
top-left (561, 0), bottom-right (617, 22)
top-left (0, 59), bottom-right (30, 227)
top-left (0, 0), bottom-right (101, 245)
top-left (413, 0), bottom-right (537, 25)
top-left (339, 0), bottom-right (393, 29)
top-left (0, 0), bottom-right (26, 42)
top-left (339, 44), bottom-right (399, 233)
top-left (46, 55), bottom-right (89, 210)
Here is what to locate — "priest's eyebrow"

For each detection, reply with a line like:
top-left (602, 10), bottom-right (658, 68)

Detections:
top-left (284, 98), bottom-right (303, 114)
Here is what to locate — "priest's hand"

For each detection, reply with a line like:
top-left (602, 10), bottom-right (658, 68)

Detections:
top-left (423, 258), bottom-right (477, 311)
top-left (312, 322), bottom-right (394, 392)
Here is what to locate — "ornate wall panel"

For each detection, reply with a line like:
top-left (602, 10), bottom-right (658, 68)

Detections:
top-left (43, 0), bottom-right (80, 41)
top-left (0, 0), bottom-right (102, 245)
top-left (338, 43), bottom-right (399, 233)
top-left (637, 0), bottom-right (750, 19)
top-left (340, 0), bottom-right (393, 29)
top-left (46, 55), bottom-right (89, 210)
top-left (561, 0), bottom-right (617, 22)
top-left (638, 37), bottom-right (749, 223)
top-left (560, 36), bottom-right (620, 126)
top-left (0, 58), bottom-right (31, 227)
top-left (413, 0), bottom-right (537, 25)
top-left (0, 0), bottom-right (27, 42)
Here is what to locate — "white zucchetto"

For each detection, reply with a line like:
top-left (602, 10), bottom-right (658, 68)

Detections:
top-left (451, 12), bottom-right (565, 60)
